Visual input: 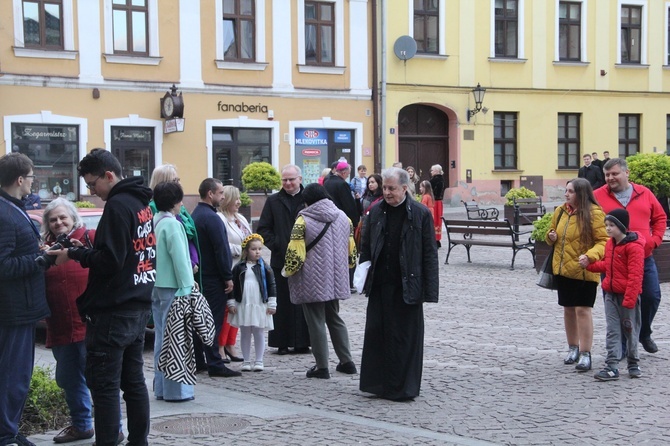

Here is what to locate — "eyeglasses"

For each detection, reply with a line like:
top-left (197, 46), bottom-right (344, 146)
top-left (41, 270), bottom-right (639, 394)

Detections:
top-left (85, 175), bottom-right (105, 190)
top-left (23, 175), bottom-right (36, 180)
top-left (281, 177), bottom-right (298, 182)
top-left (172, 177), bottom-right (181, 183)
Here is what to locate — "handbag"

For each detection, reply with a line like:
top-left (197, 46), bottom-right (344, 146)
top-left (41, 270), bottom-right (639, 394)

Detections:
top-left (536, 251), bottom-right (556, 289)
top-left (536, 208), bottom-right (565, 290)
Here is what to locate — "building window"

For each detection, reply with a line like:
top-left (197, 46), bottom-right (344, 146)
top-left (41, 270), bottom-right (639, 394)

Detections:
top-left (557, 113), bottom-right (580, 169)
top-left (11, 123), bottom-right (79, 202)
top-left (112, 0), bottom-right (148, 55)
top-left (414, 0), bottom-right (439, 54)
top-left (495, 0), bottom-right (518, 58)
top-left (558, 1), bottom-right (581, 61)
top-left (22, 0), bottom-right (63, 49)
top-left (111, 127), bottom-right (155, 186)
top-left (213, 128), bottom-right (272, 189)
top-left (305, 1), bottom-right (334, 66)
top-left (667, 115), bottom-right (670, 155)
top-left (223, 0), bottom-right (255, 61)
top-left (494, 112), bottom-right (517, 169)
top-left (619, 114), bottom-right (640, 158)
top-left (621, 4), bottom-right (642, 64)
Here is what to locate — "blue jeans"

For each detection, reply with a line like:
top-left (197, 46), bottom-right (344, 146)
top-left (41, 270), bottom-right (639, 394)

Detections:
top-left (85, 309), bottom-right (151, 446)
top-left (0, 324), bottom-right (35, 444)
top-left (51, 342), bottom-right (93, 431)
top-left (152, 288), bottom-right (194, 400)
top-left (639, 256), bottom-right (662, 341)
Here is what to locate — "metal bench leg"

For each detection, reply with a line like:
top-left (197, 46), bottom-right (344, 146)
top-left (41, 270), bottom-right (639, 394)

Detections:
top-left (445, 244), bottom-right (453, 264)
top-left (465, 245), bottom-right (472, 263)
top-left (510, 250), bottom-right (517, 270)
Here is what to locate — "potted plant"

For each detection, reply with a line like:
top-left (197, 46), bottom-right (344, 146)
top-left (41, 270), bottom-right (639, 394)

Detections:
top-left (503, 186), bottom-right (538, 223)
top-left (627, 153), bottom-right (670, 283)
top-left (531, 212), bottom-right (554, 273)
top-left (238, 191), bottom-right (253, 223)
top-left (241, 162), bottom-right (281, 195)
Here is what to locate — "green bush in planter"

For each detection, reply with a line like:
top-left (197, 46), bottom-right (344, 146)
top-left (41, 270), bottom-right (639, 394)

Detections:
top-left (74, 200), bottom-right (95, 208)
top-left (531, 211), bottom-right (554, 242)
top-left (239, 191), bottom-right (253, 207)
top-left (627, 153), bottom-right (670, 197)
top-left (504, 187), bottom-right (537, 206)
top-left (241, 162), bottom-right (281, 195)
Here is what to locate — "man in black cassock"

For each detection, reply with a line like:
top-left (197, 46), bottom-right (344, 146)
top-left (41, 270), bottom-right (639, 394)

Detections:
top-left (358, 167), bottom-right (439, 401)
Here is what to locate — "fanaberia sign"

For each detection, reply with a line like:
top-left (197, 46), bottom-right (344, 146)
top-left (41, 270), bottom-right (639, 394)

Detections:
top-left (217, 101), bottom-right (268, 113)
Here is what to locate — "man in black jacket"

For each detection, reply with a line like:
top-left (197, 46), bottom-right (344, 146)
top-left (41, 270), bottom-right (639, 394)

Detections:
top-left (578, 154), bottom-right (605, 189)
top-left (0, 153), bottom-right (51, 446)
top-left (63, 149), bottom-right (155, 446)
top-left (191, 178), bottom-right (241, 378)
top-left (257, 165), bottom-right (311, 354)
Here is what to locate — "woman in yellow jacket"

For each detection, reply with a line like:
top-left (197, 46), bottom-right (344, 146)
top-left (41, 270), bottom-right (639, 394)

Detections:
top-left (546, 178), bottom-right (608, 372)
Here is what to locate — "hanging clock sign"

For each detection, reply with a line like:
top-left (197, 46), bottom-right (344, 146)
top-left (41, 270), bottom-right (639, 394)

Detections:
top-left (160, 84), bottom-right (184, 119)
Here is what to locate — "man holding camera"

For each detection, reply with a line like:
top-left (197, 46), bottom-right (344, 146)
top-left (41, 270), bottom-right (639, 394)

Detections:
top-left (0, 153), bottom-right (52, 446)
top-left (54, 149), bottom-right (156, 446)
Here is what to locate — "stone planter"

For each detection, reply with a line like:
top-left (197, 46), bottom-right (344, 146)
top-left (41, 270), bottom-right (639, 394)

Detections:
top-left (503, 204), bottom-right (540, 225)
top-left (534, 240), bottom-right (552, 273)
top-left (654, 241), bottom-right (670, 283)
top-left (238, 205), bottom-right (252, 226)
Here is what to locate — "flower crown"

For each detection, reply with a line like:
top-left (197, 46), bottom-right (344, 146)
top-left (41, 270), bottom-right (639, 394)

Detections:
top-left (242, 233), bottom-right (264, 249)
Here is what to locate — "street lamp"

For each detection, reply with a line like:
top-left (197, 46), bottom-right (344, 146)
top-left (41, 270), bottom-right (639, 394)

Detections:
top-left (467, 83), bottom-right (486, 122)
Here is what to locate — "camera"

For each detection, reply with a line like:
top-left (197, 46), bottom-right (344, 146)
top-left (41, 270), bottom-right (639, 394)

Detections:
top-left (35, 233), bottom-right (74, 268)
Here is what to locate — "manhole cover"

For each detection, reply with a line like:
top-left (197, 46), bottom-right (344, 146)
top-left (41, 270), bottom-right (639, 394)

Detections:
top-left (152, 414), bottom-right (250, 435)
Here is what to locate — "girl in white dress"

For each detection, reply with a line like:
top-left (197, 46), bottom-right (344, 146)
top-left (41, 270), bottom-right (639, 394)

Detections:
top-left (227, 234), bottom-right (277, 372)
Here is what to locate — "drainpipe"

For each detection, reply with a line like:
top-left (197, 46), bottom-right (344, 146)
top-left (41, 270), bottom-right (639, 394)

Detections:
top-left (379, 0), bottom-right (388, 170)
top-left (371, 0), bottom-right (380, 174)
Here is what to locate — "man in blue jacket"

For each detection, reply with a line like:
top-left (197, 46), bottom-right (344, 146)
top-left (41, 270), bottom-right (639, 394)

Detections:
top-left (0, 153), bottom-right (51, 446)
top-left (191, 178), bottom-right (241, 378)
top-left (61, 149), bottom-right (155, 446)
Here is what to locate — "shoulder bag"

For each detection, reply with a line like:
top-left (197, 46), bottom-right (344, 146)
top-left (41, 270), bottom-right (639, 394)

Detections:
top-left (536, 209), bottom-right (565, 290)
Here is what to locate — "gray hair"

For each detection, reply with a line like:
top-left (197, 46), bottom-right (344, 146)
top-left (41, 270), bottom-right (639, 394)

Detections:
top-left (603, 157), bottom-right (627, 171)
top-left (431, 164), bottom-right (444, 175)
top-left (41, 197), bottom-right (83, 240)
top-left (282, 164), bottom-right (302, 176)
top-left (381, 167), bottom-right (410, 187)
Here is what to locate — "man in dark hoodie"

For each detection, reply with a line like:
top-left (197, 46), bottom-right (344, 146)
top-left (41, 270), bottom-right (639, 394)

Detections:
top-left (59, 149), bottom-right (155, 446)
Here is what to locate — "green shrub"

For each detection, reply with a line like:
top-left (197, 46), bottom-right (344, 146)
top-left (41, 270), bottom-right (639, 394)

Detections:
top-left (504, 187), bottom-right (537, 206)
top-left (74, 201), bottom-right (96, 208)
top-left (241, 162), bottom-right (281, 195)
top-left (20, 366), bottom-right (69, 436)
top-left (239, 191), bottom-right (253, 207)
top-left (627, 153), bottom-right (670, 197)
top-left (531, 212), bottom-right (553, 242)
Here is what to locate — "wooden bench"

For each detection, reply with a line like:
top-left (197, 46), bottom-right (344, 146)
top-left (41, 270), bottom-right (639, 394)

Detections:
top-left (461, 200), bottom-right (499, 221)
top-left (442, 218), bottom-right (535, 270)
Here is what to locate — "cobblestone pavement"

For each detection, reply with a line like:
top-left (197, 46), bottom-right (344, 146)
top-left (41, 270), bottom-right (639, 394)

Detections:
top-left (30, 212), bottom-right (670, 445)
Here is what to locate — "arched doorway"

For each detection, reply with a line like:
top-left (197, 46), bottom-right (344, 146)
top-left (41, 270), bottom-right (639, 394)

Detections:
top-left (398, 104), bottom-right (449, 186)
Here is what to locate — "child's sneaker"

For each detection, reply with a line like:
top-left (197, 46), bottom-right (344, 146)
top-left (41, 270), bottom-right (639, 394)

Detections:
top-left (241, 362), bottom-right (252, 372)
top-left (628, 365), bottom-right (642, 378)
top-left (253, 361), bottom-right (264, 372)
top-left (594, 366), bottom-right (619, 381)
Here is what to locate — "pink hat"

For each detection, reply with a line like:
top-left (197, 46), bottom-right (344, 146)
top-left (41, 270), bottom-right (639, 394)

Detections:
top-left (336, 162), bottom-right (350, 171)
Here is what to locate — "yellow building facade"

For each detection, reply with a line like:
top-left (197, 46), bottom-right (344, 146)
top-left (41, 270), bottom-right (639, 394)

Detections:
top-left (1, 0), bottom-right (373, 213)
top-left (381, 0), bottom-right (670, 205)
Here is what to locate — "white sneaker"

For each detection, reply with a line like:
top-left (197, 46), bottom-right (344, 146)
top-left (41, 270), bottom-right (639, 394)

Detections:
top-left (241, 362), bottom-right (252, 372)
top-left (253, 361), bottom-right (264, 372)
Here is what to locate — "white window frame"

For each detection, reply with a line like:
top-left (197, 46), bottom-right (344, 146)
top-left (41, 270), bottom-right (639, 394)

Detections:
top-left (665, 2), bottom-right (670, 66)
top-left (490, 0), bottom-right (525, 60)
top-left (215, 0), bottom-right (267, 71)
top-left (408, 0), bottom-right (447, 57)
top-left (617, 0), bottom-right (648, 65)
top-left (102, 0), bottom-right (161, 65)
top-left (12, 0), bottom-right (77, 59)
top-left (297, 0), bottom-right (345, 74)
top-left (289, 118), bottom-right (362, 168)
top-left (554, 0), bottom-right (588, 63)
top-left (3, 111), bottom-right (88, 194)
top-left (205, 118), bottom-right (280, 179)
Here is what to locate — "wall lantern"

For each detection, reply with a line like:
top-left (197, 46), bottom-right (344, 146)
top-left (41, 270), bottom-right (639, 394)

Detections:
top-left (467, 83), bottom-right (486, 122)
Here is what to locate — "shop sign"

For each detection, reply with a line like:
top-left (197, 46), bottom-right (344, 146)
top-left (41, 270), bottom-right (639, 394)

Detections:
top-left (295, 128), bottom-right (328, 145)
top-left (164, 119), bottom-right (185, 134)
top-left (302, 149), bottom-right (321, 156)
top-left (333, 131), bottom-right (351, 143)
top-left (217, 101), bottom-right (268, 113)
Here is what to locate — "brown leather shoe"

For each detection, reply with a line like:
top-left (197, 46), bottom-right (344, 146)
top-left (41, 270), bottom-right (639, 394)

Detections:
top-left (53, 425), bottom-right (94, 443)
